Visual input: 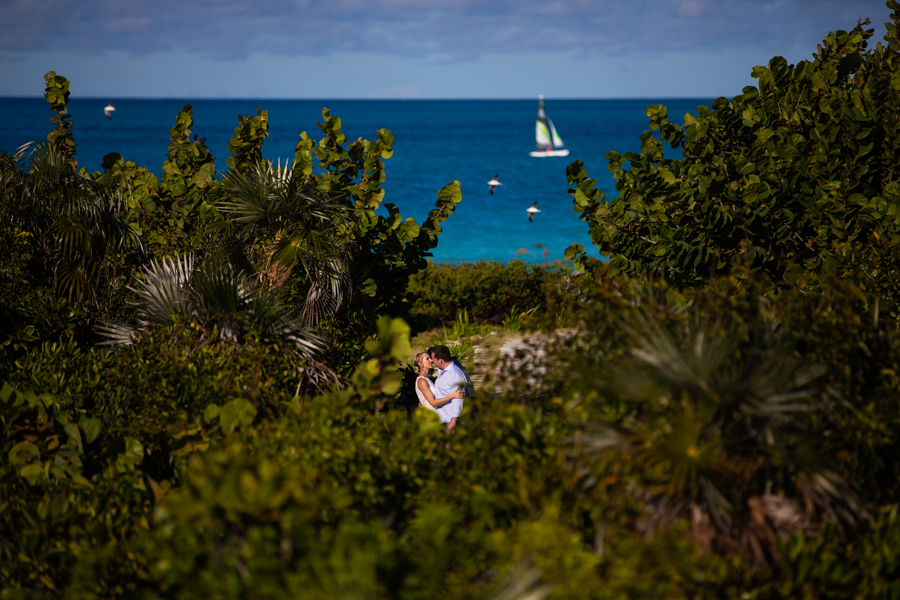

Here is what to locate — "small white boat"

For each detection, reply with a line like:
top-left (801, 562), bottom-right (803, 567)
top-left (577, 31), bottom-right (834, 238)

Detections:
top-left (529, 96), bottom-right (569, 158)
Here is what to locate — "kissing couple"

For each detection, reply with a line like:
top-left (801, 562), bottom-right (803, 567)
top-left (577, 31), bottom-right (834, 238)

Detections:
top-left (413, 345), bottom-right (473, 432)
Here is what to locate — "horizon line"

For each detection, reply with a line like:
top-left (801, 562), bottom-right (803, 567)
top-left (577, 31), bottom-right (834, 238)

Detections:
top-left (0, 94), bottom-right (731, 102)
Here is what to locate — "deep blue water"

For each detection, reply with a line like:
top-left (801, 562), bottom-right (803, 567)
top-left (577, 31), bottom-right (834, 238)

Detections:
top-left (0, 97), bottom-right (715, 264)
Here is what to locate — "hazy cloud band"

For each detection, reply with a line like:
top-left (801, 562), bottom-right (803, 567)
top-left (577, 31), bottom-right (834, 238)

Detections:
top-left (0, 0), bottom-right (890, 61)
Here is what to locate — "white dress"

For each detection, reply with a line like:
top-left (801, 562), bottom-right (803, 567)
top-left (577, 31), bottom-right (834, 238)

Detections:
top-left (415, 376), bottom-right (442, 416)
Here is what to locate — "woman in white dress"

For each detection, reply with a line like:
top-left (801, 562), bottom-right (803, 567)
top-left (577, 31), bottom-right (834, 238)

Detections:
top-left (413, 352), bottom-right (463, 418)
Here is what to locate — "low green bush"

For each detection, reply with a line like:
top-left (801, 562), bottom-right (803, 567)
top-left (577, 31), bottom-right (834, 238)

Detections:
top-left (407, 259), bottom-right (573, 328)
top-left (766, 506), bottom-right (900, 599)
top-left (0, 326), bottom-right (310, 594)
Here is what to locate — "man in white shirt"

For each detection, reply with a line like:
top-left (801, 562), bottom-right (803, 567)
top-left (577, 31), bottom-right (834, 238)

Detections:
top-left (429, 345), bottom-right (468, 431)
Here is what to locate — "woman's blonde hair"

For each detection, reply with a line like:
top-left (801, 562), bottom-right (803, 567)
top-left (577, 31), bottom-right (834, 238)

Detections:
top-left (414, 352), bottom-right (430, 375)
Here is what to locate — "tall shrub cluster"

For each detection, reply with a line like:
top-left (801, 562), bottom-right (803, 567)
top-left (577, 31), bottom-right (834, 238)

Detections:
top-left (567, 2), bottom-right (900, 297)
top-left (1, 72), bottom-right (462, 377)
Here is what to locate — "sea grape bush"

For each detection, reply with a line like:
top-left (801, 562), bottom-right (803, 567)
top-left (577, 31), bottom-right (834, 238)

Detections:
top-left (568, 2), bottom-right (900, 297)
top-left (43, 71), bottom-right (76, 171)
top-left (226, 107), bottom-right (269, 171)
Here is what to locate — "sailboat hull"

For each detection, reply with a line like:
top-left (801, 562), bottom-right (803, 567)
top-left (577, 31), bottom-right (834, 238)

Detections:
top-left (529, 149), bottom-right (570, 157)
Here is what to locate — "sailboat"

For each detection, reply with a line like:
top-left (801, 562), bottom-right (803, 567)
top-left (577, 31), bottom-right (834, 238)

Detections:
top-left (529, 96), bottom-right (569, 157)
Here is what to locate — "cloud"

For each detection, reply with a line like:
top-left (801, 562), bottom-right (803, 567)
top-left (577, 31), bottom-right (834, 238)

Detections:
top-left (0, 0), bottom-right (890, 62)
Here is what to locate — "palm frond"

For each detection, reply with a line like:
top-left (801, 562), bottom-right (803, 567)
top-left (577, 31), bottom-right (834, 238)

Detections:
top-left (631, 319), bottom-right (823, 418)
top-left (191, 258), bottom-right (248, 316)
top-left (256, 229), bottom-right (297, 287)
top-left (214, 159), bottom-right (354, 325)
top-left (1, 141), bottom-right (37, 176)
top-left (105, 252), bottom-right (326, 359)
top-left (698, 476), bottom-right (733, 531)
top-left (129, 255), bottom-right (194, 325)
top-left (217, 162), bottom-right (280, 223)
top-left (50, 216), bottom-right (93, 258)
top-left (54, 258), bottom-right (90, 303)
top-left (294, 238), bottom-right (351, 322)
top-left (797, 469), bottom-right (870, 531)
top-left (248, 285), bottom-right (327, 358)
top-left (575, 313), bottom-right (850, 564)
top-left (570, 422), bottom-right (624, 455)
top-left (630, 323), bottom-right (734, 402)
top-left (281, 323), bottom-right (327, 359)
top-left (642, 414), bottom-right (725, 488)
top-left (489, 566), bottom-right (552, 600)
top-left (27, 141), bottom-right (68, 182)
top-left (8, 140), bottom-right (145, 309)
top-left (95, 319), bottom-right (141, 346)
top-left (296, 358), bottom-right (342, 393)
top-left (737, 362), bottom-right (825, 417)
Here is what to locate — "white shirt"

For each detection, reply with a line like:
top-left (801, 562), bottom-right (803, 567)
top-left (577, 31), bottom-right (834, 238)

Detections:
top-left (434, 360), bottom-right (467, 421)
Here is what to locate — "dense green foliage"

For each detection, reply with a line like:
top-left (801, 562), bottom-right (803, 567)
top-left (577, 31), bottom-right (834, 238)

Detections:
top-left (5, 6), bottom-right (900, 597)
top-left (568, 2), bottom-right (900, 297)
top-left (5, 268), bottom-right (900, 598)
top-left (407, 259), bottom-right (573, 327)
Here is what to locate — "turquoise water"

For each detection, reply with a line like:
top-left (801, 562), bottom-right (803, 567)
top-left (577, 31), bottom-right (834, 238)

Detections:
top-left (0, 98), bottom-right (715, 264)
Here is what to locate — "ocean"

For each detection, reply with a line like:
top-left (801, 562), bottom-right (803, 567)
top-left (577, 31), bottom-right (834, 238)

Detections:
top-left (0, 97), bottom-right (715, 264)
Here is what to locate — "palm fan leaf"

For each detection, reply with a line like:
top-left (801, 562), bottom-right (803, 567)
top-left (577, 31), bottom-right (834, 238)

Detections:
top-left (296, 358), bottom-right (342, 393)
top-left (54, 258), bottom-right (89, 303)
top-left (488, 565), bottom-right (552, 600)
top-left (50, 216), bottom-right (93, 258)
top-left (216, 162), bottom-right (280, 223)
top-left (630, 323), bottom-right (735, 401)
top-left (576, 314), bottom-right (864, 563)
top-left (631, 320), bottom-right (823, 418)
top-left (95, 319), bottom-right (140, 347)
top-left (270, 229), bottom-right (349, 322)
top-left (302, 264), bottom-right (349, 323)
top-left (99, 252), bottom-right (326, 359)
top-left (291, 235), bottom-right (351, 322)
top-left (698, 475), bottom-right (734, 531)
top-left (26, 143), bottom-right (69, 203)
top-left (129, 255), bottom-right (194, 326)
top-left (736, 362), bottom-right (825, 417)
top-left (246, 284), bottom-right (326, 358)
top-left (215, 160), bottom-right (353, 323)
top-left (1, 142), bottom-right (36, 188)
top-left (257, 228), bottom-right (298, 286)
top-left (191, 258), bottom-right (249, 317)
top-left (797, 468), bottom-right (870, 531)
top-left (212, 157), bottom-right (356, 334)
top-left (569, 422), bottom-right (625, 470)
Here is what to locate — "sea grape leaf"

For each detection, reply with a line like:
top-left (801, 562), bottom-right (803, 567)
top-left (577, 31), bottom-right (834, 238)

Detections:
top-left (79, 417), bottom-right (101, 444)
top-left (9, 441), bottom-right (39, 467)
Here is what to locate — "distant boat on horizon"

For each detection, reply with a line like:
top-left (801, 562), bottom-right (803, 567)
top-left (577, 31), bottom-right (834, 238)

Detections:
top-left (529, 96), bottom-right (569, 158)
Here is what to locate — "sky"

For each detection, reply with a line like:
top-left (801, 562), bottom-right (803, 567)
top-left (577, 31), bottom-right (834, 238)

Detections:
top-left (0, 0), bottom-right (892, 99)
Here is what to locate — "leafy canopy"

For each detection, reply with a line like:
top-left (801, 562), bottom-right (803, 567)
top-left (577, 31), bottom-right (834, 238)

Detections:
top-left (567, 3), bottom-right (900, 295)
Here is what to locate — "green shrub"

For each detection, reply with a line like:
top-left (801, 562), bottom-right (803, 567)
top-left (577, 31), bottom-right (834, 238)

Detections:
top-left (408, 259), bottom-right (572, 327)
top-left (767, 505), bottom-right (900, 599)
top-left (567, 4), bottom-right (900, 297)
